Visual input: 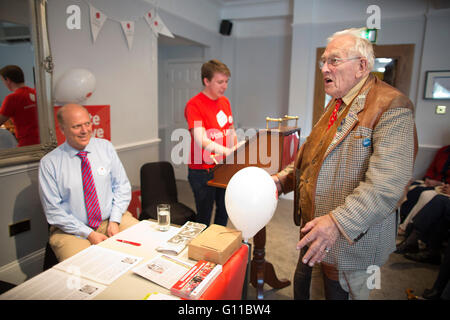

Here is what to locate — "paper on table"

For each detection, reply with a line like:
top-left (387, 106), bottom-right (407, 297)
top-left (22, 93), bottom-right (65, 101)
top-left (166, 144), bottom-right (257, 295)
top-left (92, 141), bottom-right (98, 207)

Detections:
top-left (112, 220), bottom-right (180, 252)
top-left (156, 221), bottom-right (206, 255)
top-left (133, 254), bottom-right (194, 289)
top-left (54, 245), bottom-right (143, 285)
top-left (0, 268), bottom-right (106, 300)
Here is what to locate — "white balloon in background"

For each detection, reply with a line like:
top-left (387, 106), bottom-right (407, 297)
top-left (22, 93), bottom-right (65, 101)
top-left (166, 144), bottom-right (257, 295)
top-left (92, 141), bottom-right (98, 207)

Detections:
top-left (54, 68), bottom-right (96, 104)
top-left (225, 166), bottom-right (278, 242)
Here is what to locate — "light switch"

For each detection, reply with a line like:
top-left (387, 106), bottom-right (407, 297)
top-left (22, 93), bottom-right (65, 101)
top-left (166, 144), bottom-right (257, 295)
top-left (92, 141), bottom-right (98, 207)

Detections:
top-left (436, 105), bottom-right (446, 114)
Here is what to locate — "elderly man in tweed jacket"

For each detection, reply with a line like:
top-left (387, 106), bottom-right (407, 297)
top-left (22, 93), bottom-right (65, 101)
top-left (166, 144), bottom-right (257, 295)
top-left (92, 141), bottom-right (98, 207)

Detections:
top-left (274, 28), bottom-right (417, 300)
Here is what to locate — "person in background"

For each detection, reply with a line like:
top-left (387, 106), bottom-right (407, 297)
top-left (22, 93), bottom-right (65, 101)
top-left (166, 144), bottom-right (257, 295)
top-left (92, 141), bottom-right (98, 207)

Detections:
top-left (274, 27), bottom-right (417, 300)
top-left (184, 59), bottom-right (243, 226)
top-left (38, 104), bottom-right (138, 261)
top-left (398, 145), bottom-right (450, 233)
top-left (0, 65), bottom-right (40, 147)
top-left (396, 185), bottom-right (449, 263)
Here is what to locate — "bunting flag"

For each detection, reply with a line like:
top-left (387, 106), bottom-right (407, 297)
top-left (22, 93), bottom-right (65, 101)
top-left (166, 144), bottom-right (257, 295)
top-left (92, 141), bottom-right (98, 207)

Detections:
top-left (89, 4), bottom-right (107, 42)
top-left (144, 8), bottom-right (174, 38)
top-left (120, 21), bottom-right (135, 50)
top-left (86, 2), bottom-right (174, 48)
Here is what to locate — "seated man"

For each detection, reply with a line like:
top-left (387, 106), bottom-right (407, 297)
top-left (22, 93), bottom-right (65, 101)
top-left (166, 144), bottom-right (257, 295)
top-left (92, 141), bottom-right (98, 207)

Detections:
top-left (38, 104), bottom-right (138, 261)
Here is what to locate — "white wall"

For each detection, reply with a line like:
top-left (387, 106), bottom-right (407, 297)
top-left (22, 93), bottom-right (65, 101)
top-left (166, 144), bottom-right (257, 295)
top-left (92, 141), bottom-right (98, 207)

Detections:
top-left (414, 8), bottom-right (450, 147)
top-left (0, 164), bottom-right (47, 285)
top-left (233, 28), bottom-right (292, 128)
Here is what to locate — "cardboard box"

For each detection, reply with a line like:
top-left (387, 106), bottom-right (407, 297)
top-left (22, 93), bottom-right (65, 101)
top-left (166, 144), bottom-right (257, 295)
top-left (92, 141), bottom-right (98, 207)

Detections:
top-left (188, 224), bottom-right (242, 265)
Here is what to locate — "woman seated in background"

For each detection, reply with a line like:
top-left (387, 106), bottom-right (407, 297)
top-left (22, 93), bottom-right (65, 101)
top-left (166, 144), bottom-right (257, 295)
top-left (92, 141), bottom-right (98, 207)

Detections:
top-left (398, 145), bottom-right (450, 235)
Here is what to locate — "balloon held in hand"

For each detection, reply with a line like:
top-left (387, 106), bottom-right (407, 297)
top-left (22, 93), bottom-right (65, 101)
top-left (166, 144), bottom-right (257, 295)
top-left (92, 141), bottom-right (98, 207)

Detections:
top-left (225, 166), bottom-right (278, 242)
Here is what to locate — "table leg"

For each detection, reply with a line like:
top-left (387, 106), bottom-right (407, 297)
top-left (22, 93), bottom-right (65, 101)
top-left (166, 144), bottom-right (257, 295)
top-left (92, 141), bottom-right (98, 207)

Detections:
top-left (250, 227), bottom-right (291, 299)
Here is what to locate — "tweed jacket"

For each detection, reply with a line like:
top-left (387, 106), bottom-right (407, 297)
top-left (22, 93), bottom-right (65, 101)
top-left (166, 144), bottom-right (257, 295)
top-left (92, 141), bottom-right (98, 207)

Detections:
top-left (277, 75), bottom-right (417, 270)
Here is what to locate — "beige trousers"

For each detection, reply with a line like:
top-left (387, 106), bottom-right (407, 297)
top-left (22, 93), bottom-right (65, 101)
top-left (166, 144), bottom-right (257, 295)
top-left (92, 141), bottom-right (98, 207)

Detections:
top-left (49, 211), bottom-right (139, 262)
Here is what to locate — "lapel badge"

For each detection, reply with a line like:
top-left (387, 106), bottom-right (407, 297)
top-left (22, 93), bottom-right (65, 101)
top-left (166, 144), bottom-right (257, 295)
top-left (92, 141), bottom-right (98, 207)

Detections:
top-left (362, 137), bottom-right (371, 147)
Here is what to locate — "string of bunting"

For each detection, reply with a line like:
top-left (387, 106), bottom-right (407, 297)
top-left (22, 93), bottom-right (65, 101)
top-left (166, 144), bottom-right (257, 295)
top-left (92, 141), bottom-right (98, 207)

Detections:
top-left (85, 0), bottom-right (174, 50)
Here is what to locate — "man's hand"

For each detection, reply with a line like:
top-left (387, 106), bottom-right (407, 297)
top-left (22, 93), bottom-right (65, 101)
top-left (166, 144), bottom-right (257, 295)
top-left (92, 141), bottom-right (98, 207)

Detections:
top-left (272, 175), bottom-right (283, 194)
top-left (424, 178), bottom-right (442, 187)
top-left (107, 221), bottom-right (120, 237)
top-left (442, 184), bottom-right (450, 196)
top-left (296, 214), bottom-right (340, 267)
top-left (87, 231), bottom-right (108, 245)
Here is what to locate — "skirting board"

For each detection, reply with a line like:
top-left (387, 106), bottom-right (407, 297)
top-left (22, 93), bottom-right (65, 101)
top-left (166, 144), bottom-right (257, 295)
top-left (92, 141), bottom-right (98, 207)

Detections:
top-left (0, 248), bottom-right (45, 286)
top-left (115, 138), bottom-right (160, 153)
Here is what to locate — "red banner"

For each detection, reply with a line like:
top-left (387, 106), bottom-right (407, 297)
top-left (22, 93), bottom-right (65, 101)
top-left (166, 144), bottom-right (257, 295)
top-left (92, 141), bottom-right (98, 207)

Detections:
top-left (54, 105), bottom-right (111, 145)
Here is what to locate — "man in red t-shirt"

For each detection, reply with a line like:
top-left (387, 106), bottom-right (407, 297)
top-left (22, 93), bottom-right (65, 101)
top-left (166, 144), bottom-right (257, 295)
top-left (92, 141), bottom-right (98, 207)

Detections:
top-left (184, 59), bottom-right (243, 226)
top-left (0, 65), bottom-right (40, 147)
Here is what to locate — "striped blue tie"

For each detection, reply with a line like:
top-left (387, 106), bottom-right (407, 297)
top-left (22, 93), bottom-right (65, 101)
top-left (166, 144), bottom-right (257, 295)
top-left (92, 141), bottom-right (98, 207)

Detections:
top-left (77, 151), bottom-right (102, 229)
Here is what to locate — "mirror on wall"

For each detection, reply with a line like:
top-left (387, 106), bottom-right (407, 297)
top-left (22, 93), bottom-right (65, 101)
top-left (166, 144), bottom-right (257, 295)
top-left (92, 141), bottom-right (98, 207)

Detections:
top-left (0, 0), bottom-right (56, 168)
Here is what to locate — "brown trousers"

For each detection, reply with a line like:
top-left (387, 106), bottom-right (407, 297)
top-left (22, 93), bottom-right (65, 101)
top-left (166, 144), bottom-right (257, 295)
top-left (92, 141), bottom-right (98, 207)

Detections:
top-left (49, 211), bottom-right (139, 262)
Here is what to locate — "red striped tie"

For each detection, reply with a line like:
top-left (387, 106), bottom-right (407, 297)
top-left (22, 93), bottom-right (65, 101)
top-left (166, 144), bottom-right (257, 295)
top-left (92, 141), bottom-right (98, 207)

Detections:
top-left (77, 151), bottom-right (102, 229)
top-left (327, 98), bottom-right (343, 130)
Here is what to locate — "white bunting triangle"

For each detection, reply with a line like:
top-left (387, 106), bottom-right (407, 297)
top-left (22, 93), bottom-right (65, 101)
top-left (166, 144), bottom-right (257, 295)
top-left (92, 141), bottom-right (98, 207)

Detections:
top-left (89, 4), bottom-right (107, 43)
top-left (145, 8), bottom-right (174, 38)
top-left (87, 2), bottom-right (174, 47)
top-left (120, 21), bottom-right (135, 50)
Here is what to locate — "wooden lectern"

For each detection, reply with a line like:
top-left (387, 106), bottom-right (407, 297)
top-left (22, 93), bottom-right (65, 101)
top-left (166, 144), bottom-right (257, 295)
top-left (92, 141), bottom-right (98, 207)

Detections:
top-left (208, 116), bottom-right (301, 299)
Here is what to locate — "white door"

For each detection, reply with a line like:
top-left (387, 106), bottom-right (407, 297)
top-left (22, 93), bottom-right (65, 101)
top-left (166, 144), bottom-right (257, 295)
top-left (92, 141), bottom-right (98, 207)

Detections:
top-left (159, 60), bottom-right (203, 180)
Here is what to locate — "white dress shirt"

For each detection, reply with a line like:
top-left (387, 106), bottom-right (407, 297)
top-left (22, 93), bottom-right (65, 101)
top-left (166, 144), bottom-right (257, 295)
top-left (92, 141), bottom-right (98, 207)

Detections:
top-left (38, 138), bottom-right (131, 238)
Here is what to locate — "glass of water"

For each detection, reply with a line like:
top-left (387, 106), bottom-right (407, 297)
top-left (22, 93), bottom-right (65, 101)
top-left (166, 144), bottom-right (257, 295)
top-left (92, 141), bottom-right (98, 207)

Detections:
top-left (157, 204), bottom-right (170, 231)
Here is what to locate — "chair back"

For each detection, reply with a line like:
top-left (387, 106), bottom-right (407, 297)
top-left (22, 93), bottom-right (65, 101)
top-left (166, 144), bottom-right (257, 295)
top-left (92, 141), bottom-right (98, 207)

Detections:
top-left (140, 161), bottom-right (178, 211)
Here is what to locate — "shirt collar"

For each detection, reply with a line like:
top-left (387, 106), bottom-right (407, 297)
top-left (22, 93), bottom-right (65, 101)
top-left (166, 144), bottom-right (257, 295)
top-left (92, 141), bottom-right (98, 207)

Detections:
top-left (63, 138), bottom-right (95, 157)
top-left (342, 74), bottom-right (370, 106)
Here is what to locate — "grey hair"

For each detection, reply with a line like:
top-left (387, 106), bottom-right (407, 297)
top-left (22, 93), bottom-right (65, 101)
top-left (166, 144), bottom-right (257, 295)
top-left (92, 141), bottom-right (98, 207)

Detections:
top-left (328, 28), bottom-right (375, 70)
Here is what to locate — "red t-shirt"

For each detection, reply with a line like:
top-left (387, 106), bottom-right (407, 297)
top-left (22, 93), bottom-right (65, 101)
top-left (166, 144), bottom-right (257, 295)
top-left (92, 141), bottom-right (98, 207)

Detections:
top-left (184, 92), bottom-right (234, 170)
top-left (0, 86), bottom-right (40, 146)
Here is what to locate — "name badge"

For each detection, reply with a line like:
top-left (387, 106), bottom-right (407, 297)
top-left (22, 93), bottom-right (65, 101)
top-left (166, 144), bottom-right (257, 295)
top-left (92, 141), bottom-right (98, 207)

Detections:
top-left (216, 110), bottom-right (228, 128)
top-left (362, 137), bottom-right (371, 147)
top-left (97, 167), bottom-right (107, 176)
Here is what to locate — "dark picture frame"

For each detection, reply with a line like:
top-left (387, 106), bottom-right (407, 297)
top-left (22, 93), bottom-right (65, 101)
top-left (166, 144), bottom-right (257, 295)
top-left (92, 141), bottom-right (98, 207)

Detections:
top-left (424, 70), bottom-right (450, 100)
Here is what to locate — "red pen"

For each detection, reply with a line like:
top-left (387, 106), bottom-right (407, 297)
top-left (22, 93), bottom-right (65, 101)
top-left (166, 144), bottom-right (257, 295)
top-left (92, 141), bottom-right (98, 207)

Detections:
top-left (116, 239), bottom-right (141, 246)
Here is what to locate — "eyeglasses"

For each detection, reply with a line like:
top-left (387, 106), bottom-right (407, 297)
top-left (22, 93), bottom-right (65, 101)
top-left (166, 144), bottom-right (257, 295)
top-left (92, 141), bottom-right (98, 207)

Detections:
top-left (318, 57), bottom-right (361, 69)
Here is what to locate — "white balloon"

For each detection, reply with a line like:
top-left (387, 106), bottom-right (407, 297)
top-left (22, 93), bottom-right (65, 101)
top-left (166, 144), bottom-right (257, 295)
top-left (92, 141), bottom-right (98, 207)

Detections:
top-left (225, 166), bottom-right (278, 242)
top-left (54, 68), bottom-right (96, 104)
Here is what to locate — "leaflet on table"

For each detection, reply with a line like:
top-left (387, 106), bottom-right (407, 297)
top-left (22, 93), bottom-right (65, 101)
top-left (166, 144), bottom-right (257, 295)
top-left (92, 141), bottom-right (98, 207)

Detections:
top-left (156, 221), bottom-right (207, 255)
top-left (171, 260), bottom-right (222, 300)
top-left (133, 254), bottom-right (194, 289)
top-left (54, 245), bottom-right (143, 285)
top-left (0, 268), bottom-right (106, 300)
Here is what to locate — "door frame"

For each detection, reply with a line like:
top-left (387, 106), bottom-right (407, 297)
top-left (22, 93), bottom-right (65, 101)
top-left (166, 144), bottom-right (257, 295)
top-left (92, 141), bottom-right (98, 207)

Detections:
top-left (158, 58), bottom-right (204, 180)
